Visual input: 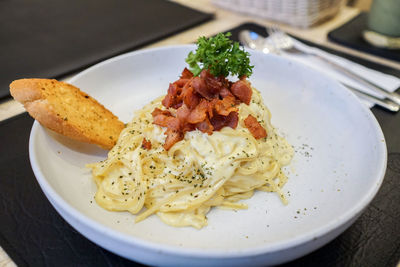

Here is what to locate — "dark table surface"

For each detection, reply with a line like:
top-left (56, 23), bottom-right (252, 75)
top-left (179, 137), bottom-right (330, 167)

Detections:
top-left (0, 0), bottom-right (213, 100)
top-left (328, 12), bottom-right (400, 63)
top-left (0, 22), bottom-right (399, 267)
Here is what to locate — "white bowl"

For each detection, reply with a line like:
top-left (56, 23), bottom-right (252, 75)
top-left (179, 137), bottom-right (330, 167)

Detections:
top-left (29, 45), bottom-right (387, 266)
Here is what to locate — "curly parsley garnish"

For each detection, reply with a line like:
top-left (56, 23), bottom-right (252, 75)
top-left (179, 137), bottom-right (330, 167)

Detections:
top-left (185, 32), bottom-right (253, 78)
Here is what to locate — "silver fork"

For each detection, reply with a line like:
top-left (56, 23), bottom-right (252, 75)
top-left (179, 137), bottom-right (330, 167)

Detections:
top-left (266, 26), bottom-right (400, 106)
top-left (239, 29), bottom-right (399, 112)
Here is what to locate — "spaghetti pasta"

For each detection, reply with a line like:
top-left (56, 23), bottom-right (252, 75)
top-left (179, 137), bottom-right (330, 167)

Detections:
top-left (87, 87), bottom-right (293, 229)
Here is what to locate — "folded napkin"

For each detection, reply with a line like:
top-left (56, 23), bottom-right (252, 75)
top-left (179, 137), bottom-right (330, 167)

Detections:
top-left (278, 38), bottom-right (400, 107)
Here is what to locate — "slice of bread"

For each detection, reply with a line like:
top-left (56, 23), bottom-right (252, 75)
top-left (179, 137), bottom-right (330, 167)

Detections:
top-left (10, 79), bottom-right (124, 150)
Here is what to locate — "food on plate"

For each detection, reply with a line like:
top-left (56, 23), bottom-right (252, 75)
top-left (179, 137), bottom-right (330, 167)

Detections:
top-left (88, 33), bottom-right (294, 228)
top-left (10, 78), bottom-right (124, 150)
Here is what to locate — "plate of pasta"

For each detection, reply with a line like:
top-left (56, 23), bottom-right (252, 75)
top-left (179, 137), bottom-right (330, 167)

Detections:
top-left (29, 35), bottom-right (387, 266)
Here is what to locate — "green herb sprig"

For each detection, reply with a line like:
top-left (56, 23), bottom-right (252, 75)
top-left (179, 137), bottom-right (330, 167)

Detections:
top-left (185, 32), bottom-right (253, 78)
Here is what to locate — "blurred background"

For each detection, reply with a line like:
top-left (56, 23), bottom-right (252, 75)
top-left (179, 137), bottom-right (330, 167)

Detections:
top-left (348, 0), bottom-right (372, 10)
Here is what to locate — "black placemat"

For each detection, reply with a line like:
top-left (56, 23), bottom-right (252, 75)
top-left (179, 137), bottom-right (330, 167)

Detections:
top-left (0, 113), bottom-right (143, 267)
top-left (0, 23), bottom-right (399, 266)
top-left (328, 12), bottom-right (400, 63)
top-left (0, 0), bottom-right (213, 100)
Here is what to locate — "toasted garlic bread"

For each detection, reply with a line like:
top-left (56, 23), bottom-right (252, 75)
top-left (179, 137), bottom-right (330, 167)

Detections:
top-left (10, 79), bottom-right (124, 150)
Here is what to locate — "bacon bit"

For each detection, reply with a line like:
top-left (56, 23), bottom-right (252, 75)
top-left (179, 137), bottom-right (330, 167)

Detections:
top-left (166, 117), bottom-right (181, 131)
top-left (153, 68), bottom-right (254, 150)
top-left (196, 118), bottom-right (213, 135)
top-left (153, 112), bottom-right (181, 131)
top-left (181, 121), bottom-right (196, 133)
top-left (176, 104), bottom-right (190, 122)
top-left (187, 99), bottom-right (209, 124)
top-left (164, 129), bottom-right (184, 151)
top-left (200, 70), bottom-right (224, 96)
top-left (231, 80), bottom-right (252, 105)
top-left (152, 115), bottom-right (170, 128)
top-left (162, 83), bottom-right (182, 108)
top-left (182, 84), bottom-right (201, 109)
top-left (192, 76), bottom-right (217, 100)
top-left (141, 138), bottom-right (152, 150)
top-left (152, 109), bottom-right (174, 128)
top-left (219, 87), bottom-right (234, 98)
top-left (176, 105), bottom-right (197, 132)
top-left (226, 112), bottom-right (239, 129)
top-left (174, 78), bottom-right (190, 87)
top-left (206, 99), bottom-right (214, 118)
top-left (210, 111), bottom-right (238, 131)
top-left (161, 92), bottom-right (174, 109)
top-left (168, 82), bottom-right (182, 97)
top-left (244, 115), bottom-right (267, 139)
top-left (213, 95), bottom-right (238, 116)
top-left (181, 67), bottom-right (194, 79)
top-left (152, 108), bottom-right (171, 117)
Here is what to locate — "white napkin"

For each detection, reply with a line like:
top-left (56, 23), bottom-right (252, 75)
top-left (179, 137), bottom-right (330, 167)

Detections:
top-left (277, 38), bottom-right (400, 108)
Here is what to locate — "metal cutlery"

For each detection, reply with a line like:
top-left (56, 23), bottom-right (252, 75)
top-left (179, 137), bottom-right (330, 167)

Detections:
top-left (239, 29), bottom-right (400, 112)
top-left (345, 85), bottom-right (399, 112)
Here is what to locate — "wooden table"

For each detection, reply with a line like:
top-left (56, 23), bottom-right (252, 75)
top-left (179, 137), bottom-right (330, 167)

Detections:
top-left (1, 0), bottom-right (397, 265)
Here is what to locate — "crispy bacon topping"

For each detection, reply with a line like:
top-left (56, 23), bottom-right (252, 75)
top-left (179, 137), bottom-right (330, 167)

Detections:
top-left (199, 70), bottom-right (223, 98)
top-left (213, 95), bottom-right (238, 116)
top-left (153, 68), bottom-right (256, 150)
top-left (231, 80), bottom-right (252, 105)
top-left (141, 138), bottom-right (152, 150)
top-left (192, 76), bottom-right (215, 100)
top-left (162, 83), bottom-right (182, 108)
top-left (244, 115), bottom-right (267, 139)
top-left (210, 112), bottom-right (238, 131)
top-left (196, 118), bottom-right (214, 135)
top-left (164, 129), bottom-right (184, 151)
top-left (152, 107), bottom-right (171, 117)
top-left (152, 108), bottom-right (173, 128)
top-left (182, 85), bottom-right (200, 109)
top-left (187, 99), bottom-right (209, 124)
top-left (181, 67), bottom-right (194, 79)
top-left (219, 87), bottom-right (234, 98)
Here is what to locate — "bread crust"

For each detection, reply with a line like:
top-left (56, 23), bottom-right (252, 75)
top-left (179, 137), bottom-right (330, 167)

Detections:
top-left (10, 79), bottom-right (124, 150)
